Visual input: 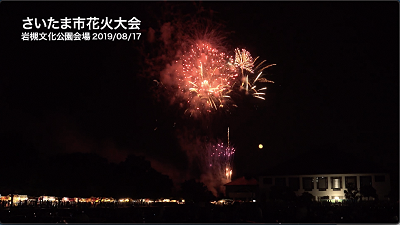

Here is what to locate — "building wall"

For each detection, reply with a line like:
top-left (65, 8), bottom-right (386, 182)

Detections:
top-left (259, 173), bottom-right (390, 201)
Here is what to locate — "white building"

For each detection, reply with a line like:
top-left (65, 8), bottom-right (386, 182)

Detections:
top-left (256, 148), bottom-right (395, 202)
top-left (259, 173), bottom-right (391, 202)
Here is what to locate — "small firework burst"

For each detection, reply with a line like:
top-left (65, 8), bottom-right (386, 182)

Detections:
top-left (234, 48), bottom-right (254, 73)
top-left (235, 49), bottom-right (275, 100)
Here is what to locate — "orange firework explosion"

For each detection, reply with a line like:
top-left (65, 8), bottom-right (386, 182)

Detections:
top-left (177, 42), bottom-right (238, 115)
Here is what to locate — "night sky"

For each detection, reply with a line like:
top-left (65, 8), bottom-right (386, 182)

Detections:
top-left (0, 1), bottom-right (398, 183)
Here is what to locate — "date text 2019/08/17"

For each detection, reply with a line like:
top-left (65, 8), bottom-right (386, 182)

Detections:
top-left (92, 32), bottom-right (141, 41)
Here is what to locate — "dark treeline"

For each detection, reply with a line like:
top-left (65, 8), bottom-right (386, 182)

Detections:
top-left (0, 132), bottom-right (173, 198)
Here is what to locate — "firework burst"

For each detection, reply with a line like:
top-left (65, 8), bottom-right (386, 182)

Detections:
top-left (176, 42), bottom-right (239, 116)
top-left (235, 49), bottom-right (276, 100)
top-left (234, 48), bottom-right (254, 73)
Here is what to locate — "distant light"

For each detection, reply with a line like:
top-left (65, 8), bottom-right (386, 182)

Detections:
top-left (334, 197), bottom-right (339, 200)
top-left (253, 200), bottom-right (256, 202)
top-left (258, 144), bottom-right (263, 149)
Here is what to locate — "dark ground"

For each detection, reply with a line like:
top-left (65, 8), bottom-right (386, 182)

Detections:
top-left (0, 201), bottom-right (398, 223)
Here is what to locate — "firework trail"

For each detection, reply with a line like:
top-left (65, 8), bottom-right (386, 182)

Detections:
top-left (206, 141), bottom-right (235, 182)
top-left (235, 48), bottom-right (276, 100)
top-left (175, 42), bottom-right (239, 116)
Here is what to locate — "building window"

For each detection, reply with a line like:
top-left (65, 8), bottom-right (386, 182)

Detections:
top-left (275, 177), bottom-right (286, 186)
top-left (317, 177), bottom-right (328, 191)
top-left (345, 176), bottom-right (357, 189)
top-left (360, 176), bottom-right (372, 187)
top-left (288, 177), bottom-right (300, 191)
top-left (263, 177), bottom-right (272, 185)
top-left (331, 177), bottom-right (342, 191)
top-left (375, 175), bottom-right (385, 182)
top-left (302, 177), bottom-right (314, 191)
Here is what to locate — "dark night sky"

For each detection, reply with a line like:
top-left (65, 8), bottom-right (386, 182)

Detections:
top-left (0, 1), bottom-right (398, 181)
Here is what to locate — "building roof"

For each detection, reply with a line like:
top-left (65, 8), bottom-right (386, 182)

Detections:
top-left (224, 176), bottom-right (259, 186)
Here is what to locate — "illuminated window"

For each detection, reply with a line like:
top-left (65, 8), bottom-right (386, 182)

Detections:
top-left (302, 177), bottom-right (314, 191)
top-left (375, 175), bottom-right (385, 182)
top-left (331, 177), bottom-right (342, 191)
top-left (288, 177), bottom-right (300, 191)
top-left (317, 177), bottom-right (328, 191)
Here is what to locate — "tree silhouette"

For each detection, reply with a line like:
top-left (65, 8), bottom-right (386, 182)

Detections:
top-left (114, 154), bottom-right (173, 198)
top-left (0, 133), bottom-right (174, 199)
top-left (298, 191), bottom-right (314, 204)
top-left (0, 132), bottom-right (41, 196)
top-left (344, 183), bottom-right (360, 203)
top-left (360, 185), bottom-right (378, 201)
top-left (181, 179), bottom-right (214, 203)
